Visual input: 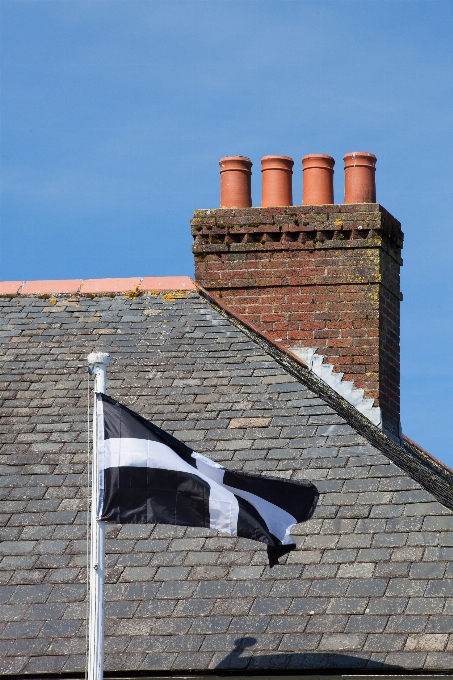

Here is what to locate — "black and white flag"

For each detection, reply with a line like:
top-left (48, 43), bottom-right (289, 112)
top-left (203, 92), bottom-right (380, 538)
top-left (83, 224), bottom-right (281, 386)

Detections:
top-left (96, 394), bottom-right (319, 566)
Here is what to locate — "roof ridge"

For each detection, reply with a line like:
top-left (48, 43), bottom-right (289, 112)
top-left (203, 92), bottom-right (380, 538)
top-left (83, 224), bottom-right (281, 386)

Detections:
top-left (0, 276), bottom-right (196, 296)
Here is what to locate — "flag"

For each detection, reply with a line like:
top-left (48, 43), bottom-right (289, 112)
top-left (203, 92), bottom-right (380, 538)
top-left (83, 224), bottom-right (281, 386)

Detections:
top-left (96, 394), bottom-right (319, 567)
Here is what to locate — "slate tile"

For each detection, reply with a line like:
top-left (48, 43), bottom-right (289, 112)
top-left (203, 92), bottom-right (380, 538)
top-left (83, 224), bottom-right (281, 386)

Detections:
top-left (120, 567), bottom-right (157, 582)
top-left (374, 562), bottom-right (410, 578)
top-left (327, 598), bottom-right (367, 614)
top-left (301, 564), bottom-right (337, 580)
top-left (213, 597), bottom-right (253, 616)
top-left (44, 636), bottom-right (86, 654)
top-left (0, 657), bottom-right (28, 674)
top-left (306, 614), bottom-right (347, 632)
top-left (308, 579), bottom-right (349, 597)
top-left (195, 580), bottom-right (234, 598)
top-left (105, 601), bottom-right (139, 618)
top-left (173, 652), bottom-right (215, 669)
top-left (426, 616), bottom-right (453, 633)
top-left (321, 549), bottom-right (358, 564)
top-left (364, 634), bottom-right (405, 652)
top-left (408, 531), bottom-right (441, 546)
top-left (166, 634), bottom-right (204, 652)
top-left (337, 563), bottom-right (374, 578)
top-left (23, 655), bottom-right (66, 673)
top-left (42, 619), bottom-right (83, 638)
top-left (337, 534), bottom-right (372, 549)
top-left (249, 598), bottom-right (292, 616)
top-left (135, 599), bottom-right (177, 618)
top-left (406, 635), bottom-right (448, 655)
top-left (229, 566), bottom-right (264, 580)
top-left (3, 620), bottom-right (44, 638)
top-left (189, 616), bottom-right (232, 634)
top-left (319, 633), bottom-right (365, 651)
top-left (9, 636), bottom-right (52, 655)
top-left (346, 579), bottom-right (387, 597)
top-left (62, 655), bottom-right (88, 672)
top-left (410, 562), bottom-right (446, 579)
top-left (209, 651), bottom-right (249, 670)
top-left (26, 602), bottom-right (67, 619)
top-left (157, 581), bottom-right (197, 599)
top-left (405, 597), bottom-right (443, 615)
top-left (10, 584), bottom-right (51, 603)
top-left (382, 651), bottom-right (427, 668)
top-left (48, 584), bottom-right (86, 602)
top-left (390, 546), bottom-right (424, 562)
top-left (383, 615), bottom-right (426, 635)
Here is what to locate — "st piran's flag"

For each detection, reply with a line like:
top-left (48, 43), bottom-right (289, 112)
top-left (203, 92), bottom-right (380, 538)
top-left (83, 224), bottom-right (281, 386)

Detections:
top-left (97, 394), bottom-right (319, 567)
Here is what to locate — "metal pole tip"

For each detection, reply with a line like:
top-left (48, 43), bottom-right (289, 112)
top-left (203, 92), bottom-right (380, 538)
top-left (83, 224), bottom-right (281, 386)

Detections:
top-left (87, 352), bottom-right (112, 366)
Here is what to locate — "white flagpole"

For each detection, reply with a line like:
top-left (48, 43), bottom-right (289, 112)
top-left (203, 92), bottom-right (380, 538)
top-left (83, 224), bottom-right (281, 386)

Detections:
top-left (87, 352), bottom-right (111, 680)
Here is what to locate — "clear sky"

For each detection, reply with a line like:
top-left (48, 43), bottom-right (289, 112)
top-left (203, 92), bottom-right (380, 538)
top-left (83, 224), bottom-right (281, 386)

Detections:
top-left (1, 0), bottom-right (452, 465)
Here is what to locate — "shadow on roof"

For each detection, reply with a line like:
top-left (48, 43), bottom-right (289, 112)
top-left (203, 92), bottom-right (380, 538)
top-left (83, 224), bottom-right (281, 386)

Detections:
top-left (215, 637), bottom-right (404, 673)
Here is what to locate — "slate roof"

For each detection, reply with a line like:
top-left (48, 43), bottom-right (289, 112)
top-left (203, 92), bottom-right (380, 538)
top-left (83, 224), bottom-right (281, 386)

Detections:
top-left (1, 288), bottom-right (453, 675)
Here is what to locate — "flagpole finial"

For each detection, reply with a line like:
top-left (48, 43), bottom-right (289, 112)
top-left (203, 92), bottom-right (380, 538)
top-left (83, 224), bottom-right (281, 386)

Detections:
top-left (87, 352), bottom-right (112, 366)
top-left (87, 353), bottom-right (111, 394)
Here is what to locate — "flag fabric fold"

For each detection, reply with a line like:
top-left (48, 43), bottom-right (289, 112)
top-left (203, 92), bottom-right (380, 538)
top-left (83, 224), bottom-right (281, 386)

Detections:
top-left (96, 393), bottom-right (319, 567)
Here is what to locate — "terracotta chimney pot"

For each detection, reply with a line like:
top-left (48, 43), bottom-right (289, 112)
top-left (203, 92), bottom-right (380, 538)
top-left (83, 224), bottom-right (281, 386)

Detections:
top-left (219, 156), bottom-right (252, 208)
top-left (302, 154), bottom-right (335, 205)
top-left (261, 155), bottom-right (294, 207)
top-left (343, 152), bottom-right (377, 203)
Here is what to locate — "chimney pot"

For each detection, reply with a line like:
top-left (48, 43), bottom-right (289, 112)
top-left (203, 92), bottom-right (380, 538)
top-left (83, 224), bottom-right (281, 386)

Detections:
top-left (344, 152), bottom-right (377, 203)
top-left (219, 156), bottom-right (252, 208)
top-left (261, 155), bottom-right (294, 207)
top-left (302, 154), bottom-right (335, 205)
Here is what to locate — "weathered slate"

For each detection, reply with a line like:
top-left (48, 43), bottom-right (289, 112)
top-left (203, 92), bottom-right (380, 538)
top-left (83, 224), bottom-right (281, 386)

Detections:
top-left (0, 291), bottom-right (452, 674)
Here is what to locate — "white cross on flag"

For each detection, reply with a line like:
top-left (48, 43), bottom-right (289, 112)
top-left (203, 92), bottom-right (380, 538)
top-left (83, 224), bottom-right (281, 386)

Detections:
top-left (96, 394), bottom-right (319, 566)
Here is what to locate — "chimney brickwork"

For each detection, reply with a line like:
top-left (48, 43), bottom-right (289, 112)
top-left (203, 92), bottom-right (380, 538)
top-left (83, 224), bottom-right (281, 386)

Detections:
top-left (192, 203), bottom-right (403, 439)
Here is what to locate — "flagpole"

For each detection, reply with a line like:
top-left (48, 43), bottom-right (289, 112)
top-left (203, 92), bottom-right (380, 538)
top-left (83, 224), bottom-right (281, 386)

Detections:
top-left (87, 352), bottom-right (111, 680)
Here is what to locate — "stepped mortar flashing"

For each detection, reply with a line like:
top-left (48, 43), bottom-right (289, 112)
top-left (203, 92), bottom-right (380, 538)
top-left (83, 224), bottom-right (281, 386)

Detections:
top-left (291, 346), bottom-right (383, 428)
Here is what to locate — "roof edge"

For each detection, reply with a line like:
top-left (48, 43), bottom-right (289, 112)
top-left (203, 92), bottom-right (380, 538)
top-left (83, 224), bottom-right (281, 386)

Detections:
top-left (195, 284), bottom-right (453, 511)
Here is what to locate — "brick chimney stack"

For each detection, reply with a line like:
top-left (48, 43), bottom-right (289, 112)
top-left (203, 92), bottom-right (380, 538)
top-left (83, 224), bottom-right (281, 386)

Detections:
top-left (192, 152), bottom-right (403, 440)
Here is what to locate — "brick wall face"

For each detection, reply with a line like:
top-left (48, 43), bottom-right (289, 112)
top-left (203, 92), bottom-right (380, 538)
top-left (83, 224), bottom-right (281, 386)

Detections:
top-left (192, 205), bottom-right (403, 437)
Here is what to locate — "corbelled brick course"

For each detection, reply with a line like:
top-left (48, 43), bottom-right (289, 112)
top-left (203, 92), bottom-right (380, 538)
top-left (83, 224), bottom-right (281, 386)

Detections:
top-left (192, 204), bottom-right (403, 439)
top-left (0, 291), bottom-right (452, 675)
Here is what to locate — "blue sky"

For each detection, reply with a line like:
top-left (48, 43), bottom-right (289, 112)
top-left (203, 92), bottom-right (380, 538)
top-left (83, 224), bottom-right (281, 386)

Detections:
top-left (1, 0), bottom-right (452, 464)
